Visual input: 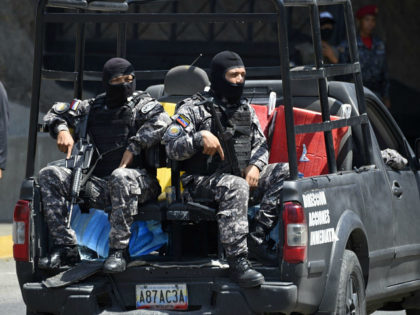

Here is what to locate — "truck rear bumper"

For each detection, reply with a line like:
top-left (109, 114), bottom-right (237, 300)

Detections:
top-left (22, 280), bottom-right (297, 314)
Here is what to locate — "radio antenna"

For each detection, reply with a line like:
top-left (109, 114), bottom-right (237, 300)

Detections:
top-left (190, 53), bottom-right (203, 67)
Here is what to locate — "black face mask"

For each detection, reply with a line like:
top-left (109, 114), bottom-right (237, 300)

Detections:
top-left (102, 57), bottom-right (136, 108)
top-left (321, 28), bottom-right (333, 41)
top-left (210, 51), bottom-right (245, 105)
top-left (105, 81), bottom-right (136, 108)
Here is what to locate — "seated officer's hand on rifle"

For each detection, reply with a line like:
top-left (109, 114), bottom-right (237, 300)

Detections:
top-left (57, 130), bottom-right (74, 159)
top-left (200, 130), bottom-right (225, 160)
top-left (119, 150), bottom-right (134, 168)
top-left (243, 165), bottom-right (260, 188)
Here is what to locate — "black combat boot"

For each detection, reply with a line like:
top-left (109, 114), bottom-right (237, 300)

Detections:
top-left (248, 224), bottom-right (278, 266)
top-left (103, 248), bottom-right (127, 273)
top-left (38, 245), bottom-right (81, 270)
top-left (227, 255), bottom-right (265, 288)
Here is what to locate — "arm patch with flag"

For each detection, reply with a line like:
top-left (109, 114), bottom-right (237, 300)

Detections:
top-left (70, 99), bottom-right (81, 111)
top-left (176, 114), bottom-right (190, 128)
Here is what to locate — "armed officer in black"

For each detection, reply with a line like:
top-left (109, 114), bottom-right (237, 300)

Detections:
top-left (164, 51), bottom-right (289, 288)
top-left (38, 58), bottom-right (171, 272)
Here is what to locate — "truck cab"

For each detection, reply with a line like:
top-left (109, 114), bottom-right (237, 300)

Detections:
top-left (14, 0), bottom-right (420, 314)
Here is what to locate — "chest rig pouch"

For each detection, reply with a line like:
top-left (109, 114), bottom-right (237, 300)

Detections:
top-left (87, 93), bottom-right (138, 177)
top-left (182, 94), bottom-right (252, 176)
top-left (208, 101), bottom-right (252, 174)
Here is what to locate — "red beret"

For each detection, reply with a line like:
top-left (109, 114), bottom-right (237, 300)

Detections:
top-left (356, 5), bottom-right (378, 19)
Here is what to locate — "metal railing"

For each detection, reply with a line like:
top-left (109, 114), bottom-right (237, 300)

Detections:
top-left (26, 0), bottom-right (374, 180)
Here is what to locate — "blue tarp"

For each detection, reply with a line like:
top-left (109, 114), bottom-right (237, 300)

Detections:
top-left (248, 204), bottom-right (280, 243)
top-left (70, 205), bottom-right (168, 258)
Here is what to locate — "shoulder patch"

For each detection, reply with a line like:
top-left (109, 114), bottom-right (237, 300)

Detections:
top-left (70, 99), bottom-right (81, 111)
top-left (52, 102), bottom-right (70, 114)
top-left (176, 114), bottom-right (190, 128)
top-left (167, 125), bottom-right (182, 138)
top-left (141, 101), bottom-right (157, 114)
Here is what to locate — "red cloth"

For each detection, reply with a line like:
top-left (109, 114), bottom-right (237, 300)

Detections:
top-left (361, 36), bottom-right (373, 49)
top-left (251, 104), bottom-right (275, 136)
top-left (268, 106), bottom-right (348, 177)
top-left (356, 5), bottom-right (378, 19)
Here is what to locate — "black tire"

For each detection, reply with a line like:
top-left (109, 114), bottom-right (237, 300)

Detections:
top-left (406, 310), bottom-right (420, 315)
top-left (335, 250), bottom-right (366, 315)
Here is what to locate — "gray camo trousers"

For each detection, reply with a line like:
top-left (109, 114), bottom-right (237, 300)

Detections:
top-left (38, 165), bottom-right (161, 250)
top-left (183, 162), bottom-right (289, 258)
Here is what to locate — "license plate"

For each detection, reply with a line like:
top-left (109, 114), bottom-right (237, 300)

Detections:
top-left (136, 283), bottom-right (188, 310)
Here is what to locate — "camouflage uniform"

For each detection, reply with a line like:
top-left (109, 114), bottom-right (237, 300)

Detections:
top-left (381, 148), bottom-right (408, 170)
top-left (339, 35), bottom-right (390, 100)
top-left (39, 166), bottom-right (108, 246)
top-left (39, 91), bottom-right (170, 249)
top-left (163, 93), bottom-right (289, 257)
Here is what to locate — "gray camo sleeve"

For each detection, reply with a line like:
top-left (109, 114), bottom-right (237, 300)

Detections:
top-left (126, 97), bottom-right (172, 155)
top-left (43, 99), bottom-right (90, 139)
top-left (162, 101), bottom-right (203, 161)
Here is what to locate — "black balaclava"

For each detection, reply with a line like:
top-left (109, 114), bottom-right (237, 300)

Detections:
top-left (321, 28), bottom-right (334, 41)
top-left (102, 57), bottom-right (136, 108)
top-left (210, 51), bottom-right (245, 104)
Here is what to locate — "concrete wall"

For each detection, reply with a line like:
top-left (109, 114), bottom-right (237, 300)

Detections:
top-left (0, 102), bottom-right (63, 222)
top-left (2, 0), bottom-right (419, 108)
top-left (351, 0), bottom-right (420, 92)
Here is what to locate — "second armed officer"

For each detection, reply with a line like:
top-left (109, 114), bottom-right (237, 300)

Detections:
top-left (164, 51), bottom-right (289, 288)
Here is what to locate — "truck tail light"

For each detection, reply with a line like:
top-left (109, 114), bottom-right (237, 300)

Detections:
top-left (283, 201), bottom-right (307, 263)
top-left (13, 200), bottom-right (30, 261)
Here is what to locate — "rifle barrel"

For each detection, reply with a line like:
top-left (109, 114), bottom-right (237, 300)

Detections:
top-left (206, 98), bottom-right (241, 176)
top-left (66, 202), bottom-right (74, 229)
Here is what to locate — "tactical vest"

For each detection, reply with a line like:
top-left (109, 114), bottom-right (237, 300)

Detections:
top-left (87, 94), bottom-right (137, 177)
top-left (183, 96), bottom-right (252, 176)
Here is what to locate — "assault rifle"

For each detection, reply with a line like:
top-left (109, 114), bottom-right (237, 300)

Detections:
top-left (65, 114), bottom-right (94, 229)
top-left (198, 97), bottom-right (241, 177)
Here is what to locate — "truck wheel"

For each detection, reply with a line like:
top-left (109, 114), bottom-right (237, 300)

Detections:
top-left (335, 250), bottom-right (366, 315)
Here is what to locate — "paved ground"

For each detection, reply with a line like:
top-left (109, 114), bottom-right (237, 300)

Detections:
top-left (0, 258), bottom-right (26, 315)
top-left (0, 223), bottom-right (12, 235)
top-left (0, 223), bottom-right (13, 259)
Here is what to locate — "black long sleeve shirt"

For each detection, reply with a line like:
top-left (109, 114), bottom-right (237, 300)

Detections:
top-left (0, 81), bottom-right (9, 170)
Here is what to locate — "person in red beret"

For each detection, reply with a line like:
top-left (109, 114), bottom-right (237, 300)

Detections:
top-left (356, 5), bottom-right (379, 50)
top-left (339, 5), bottom-right (391, 108)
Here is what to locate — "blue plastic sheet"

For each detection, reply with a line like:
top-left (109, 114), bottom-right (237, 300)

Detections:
top-left (70, 205), bottom-right (168, 258)
top-left (248, 204), bottom-right (280, 243)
